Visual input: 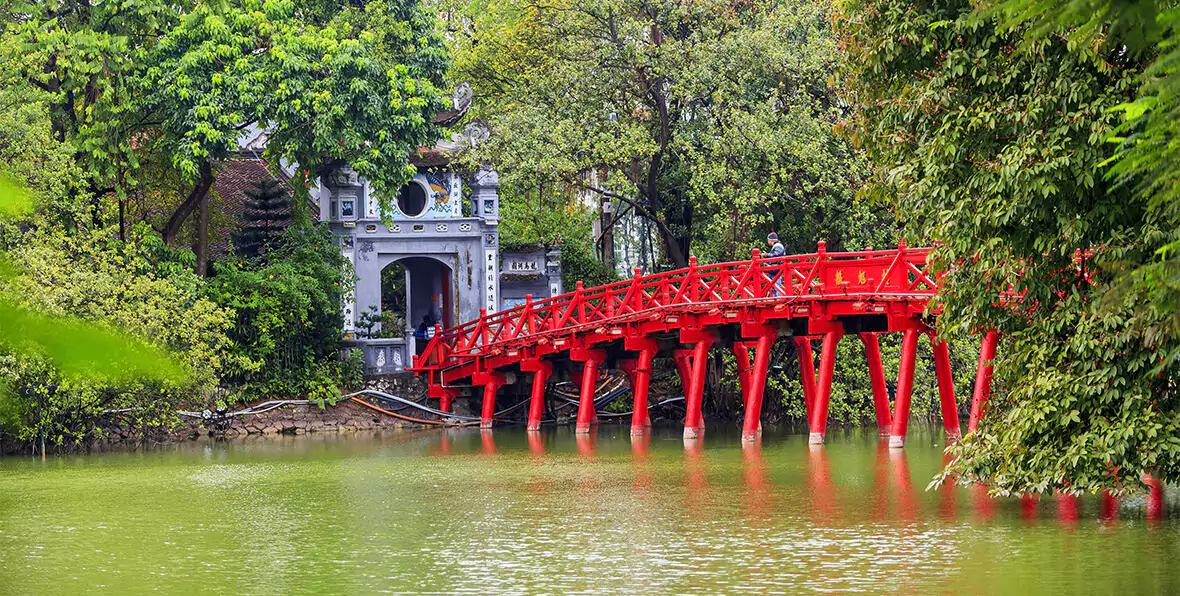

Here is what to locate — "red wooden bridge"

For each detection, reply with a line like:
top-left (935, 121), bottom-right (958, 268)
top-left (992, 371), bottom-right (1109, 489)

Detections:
top-left (411, 242), bottom-right (1000, 447)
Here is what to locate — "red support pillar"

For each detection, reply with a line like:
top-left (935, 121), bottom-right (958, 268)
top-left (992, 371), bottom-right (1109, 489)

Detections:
top-left (674, 349), bottom-right (694, 398)
top-left (741, 333), bottom-right (776, 442)
top-left (682, 335), bottom-right (714, 440)
top-left (523, 361), bottom-right (552, 432)
top-left (795, 337), bottom-right (818, 424)
top-left (968, 330), bottom-right (1000, 433)
top-left (429, 384), bottom-right (460, 414)
top-left (574, 353), bottom-right (605, 434)
top-left (859, 333), bottom-right (892, 435)
top-left (931, 335), bottom-right (961, 441)
top-left (888, 329), bottom-right (920, 448)
top-left (630, 346), bottom-right (657, 436)
top-left (809, 328), bottom-right (843, 445)
top-left (619, 358), bottom-right (638, 390)
top-left (474, 372), bottom-right (506, 430)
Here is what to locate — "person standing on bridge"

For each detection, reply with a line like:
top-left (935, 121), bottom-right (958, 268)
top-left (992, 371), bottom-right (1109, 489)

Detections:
top-left (767, 232), bottom-right (786, 258)
top-left (766, 232), bottom-right (786, 295)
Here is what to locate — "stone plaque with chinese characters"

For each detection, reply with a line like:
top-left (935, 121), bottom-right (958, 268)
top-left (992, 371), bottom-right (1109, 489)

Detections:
top-left (503, 256), bottom-right (542, 273)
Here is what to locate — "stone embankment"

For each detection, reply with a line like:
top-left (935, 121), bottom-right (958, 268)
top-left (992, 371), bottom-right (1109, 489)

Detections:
top-left (183, 375), bottom-right (433, 439)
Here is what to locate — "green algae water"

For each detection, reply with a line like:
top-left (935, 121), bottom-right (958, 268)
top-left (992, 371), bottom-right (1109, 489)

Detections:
top-left (1, 425), bottom-right (1177, 594)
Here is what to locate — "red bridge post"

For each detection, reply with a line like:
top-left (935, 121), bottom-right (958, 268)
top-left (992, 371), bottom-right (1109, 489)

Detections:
top-left (741, 332), bottom-right (776, 442)
top-left (931, 335), bottom-right (961, 441)
top-left (859, 333), bottom-right (892, 435)
top-left (473, 371), bottom-right (506, 430)
top-left (794, 337), bottom-right (818, 424)
top-left (429, 384), bottom-right (460, 414)
top-left (521, 359), bottom-right (552, 432)
top-left (673, 349), bottom-right (694, 402)
top-left (889, 329), bottom-right (921, 448)
top-left (624, 339), bottom-right (659, 436)
top-left (685, 343), bottom-right (714, 440)
top-left (572, 349), bottom-right (606, 434)
top-left (968, 330), bottom-right (1000, 432)
top-left (809, 328), bottom-right (844, 444)
top-left (681, 329), bottom-right (714, 440)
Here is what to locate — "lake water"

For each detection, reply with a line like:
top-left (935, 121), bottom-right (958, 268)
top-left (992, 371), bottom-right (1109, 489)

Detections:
top-left (0, 425), bottom-right (1176, 594)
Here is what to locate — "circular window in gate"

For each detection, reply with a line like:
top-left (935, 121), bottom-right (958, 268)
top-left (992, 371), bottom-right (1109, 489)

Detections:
top-left (397, 181), bottom-right (429, 217)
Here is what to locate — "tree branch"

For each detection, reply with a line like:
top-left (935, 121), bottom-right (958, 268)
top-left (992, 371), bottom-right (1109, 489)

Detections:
top-left (163, 161), bottom-right (215, 246)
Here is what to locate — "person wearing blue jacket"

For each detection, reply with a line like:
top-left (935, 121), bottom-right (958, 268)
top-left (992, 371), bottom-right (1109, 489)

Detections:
top-left (766, 232), bottom-right (786, 295)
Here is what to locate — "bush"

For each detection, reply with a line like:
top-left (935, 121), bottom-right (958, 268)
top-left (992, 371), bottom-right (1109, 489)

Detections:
top-left (0, 224), bottom-right (235, 446)
top-left (207, 222), bottom-right (359, 403)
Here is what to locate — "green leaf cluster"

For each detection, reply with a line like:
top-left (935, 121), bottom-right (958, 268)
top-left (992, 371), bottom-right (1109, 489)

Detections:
top-left (439, 0), bottom-right (891, 269)
top-left (5, 0), bottom-right (449, 236)
top-left (0, 178), bottom-right (203, 447)
top-left (207, 222), bottom-right (360, 403)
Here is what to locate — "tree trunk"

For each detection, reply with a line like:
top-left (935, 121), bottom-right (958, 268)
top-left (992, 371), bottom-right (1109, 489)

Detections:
top-left (164, 161), bottom-right (214, 247)
top-left (195, 189), bottom-right (209, 276)
top-left (599, 192), bottom-right (614, 273)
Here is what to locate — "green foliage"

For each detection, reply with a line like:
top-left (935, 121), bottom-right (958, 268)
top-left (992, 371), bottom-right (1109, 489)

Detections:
top-left (5, 0), bottom-right (171, 201)
top-left (987, 0), bottom-right (1180, 387)
top-left (441, 0), bottom-right (889, 269)
top-left (0, 0), bottom-right (450, 449)
top-left (6, 0), bottom-right (449, 241)
top-left (836, 0), bottom-right (1180, 493)
top-left (141, 0), bottom-right (450, 204)
top-left (0, 178), bottom-right (209, 445)
top-left (0, 176), bottom-right (34, 222)
top-left (496, 182), bottom-right (616, 288)
top-left (0, 77), bottom-right (81, 220)
top-left (207, 222), bottom-right (358, 403)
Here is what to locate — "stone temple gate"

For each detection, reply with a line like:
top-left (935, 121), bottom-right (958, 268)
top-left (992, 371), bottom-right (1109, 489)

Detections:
top-left (322, 163), bottom-right (504, 374)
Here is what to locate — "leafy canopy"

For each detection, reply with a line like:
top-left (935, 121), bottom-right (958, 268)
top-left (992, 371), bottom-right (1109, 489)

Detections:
top-left (442, 0), bottom-right (888, 268)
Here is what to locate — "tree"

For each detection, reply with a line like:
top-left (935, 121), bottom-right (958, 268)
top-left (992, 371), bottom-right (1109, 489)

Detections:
top-left (987, 0), bottom-right (1180, 387)
top-left (233, 178), bottom-right (292, 258)
top-left (440, 0), bottom-right (888, 268)
top-left (836, 0), bottom-right (1180, 494)
top-left (141, 0), bottom-right (450, 240)
top-left (4, 0), bottom-right (179, 231)
top-left (6, 0), bottom-right (450, 257)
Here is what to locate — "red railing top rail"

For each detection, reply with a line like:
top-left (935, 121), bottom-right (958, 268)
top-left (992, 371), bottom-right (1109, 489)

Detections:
top-left (411, 242), bottom-right (936, 371)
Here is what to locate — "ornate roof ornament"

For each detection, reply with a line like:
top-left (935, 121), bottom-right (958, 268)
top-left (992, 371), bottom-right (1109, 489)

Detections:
top-left (432, 82), bottom-right (473, 127)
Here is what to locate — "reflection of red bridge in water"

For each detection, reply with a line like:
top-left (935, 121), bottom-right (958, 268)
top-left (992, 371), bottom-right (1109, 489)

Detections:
top-left (438, 430), bottom-right (1166, 523)
top-left (412, 242), bottom-right (1003, 447)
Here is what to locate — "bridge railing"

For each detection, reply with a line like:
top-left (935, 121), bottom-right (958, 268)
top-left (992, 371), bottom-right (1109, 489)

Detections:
top-left (412, 243), bottom-right (934, 371)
